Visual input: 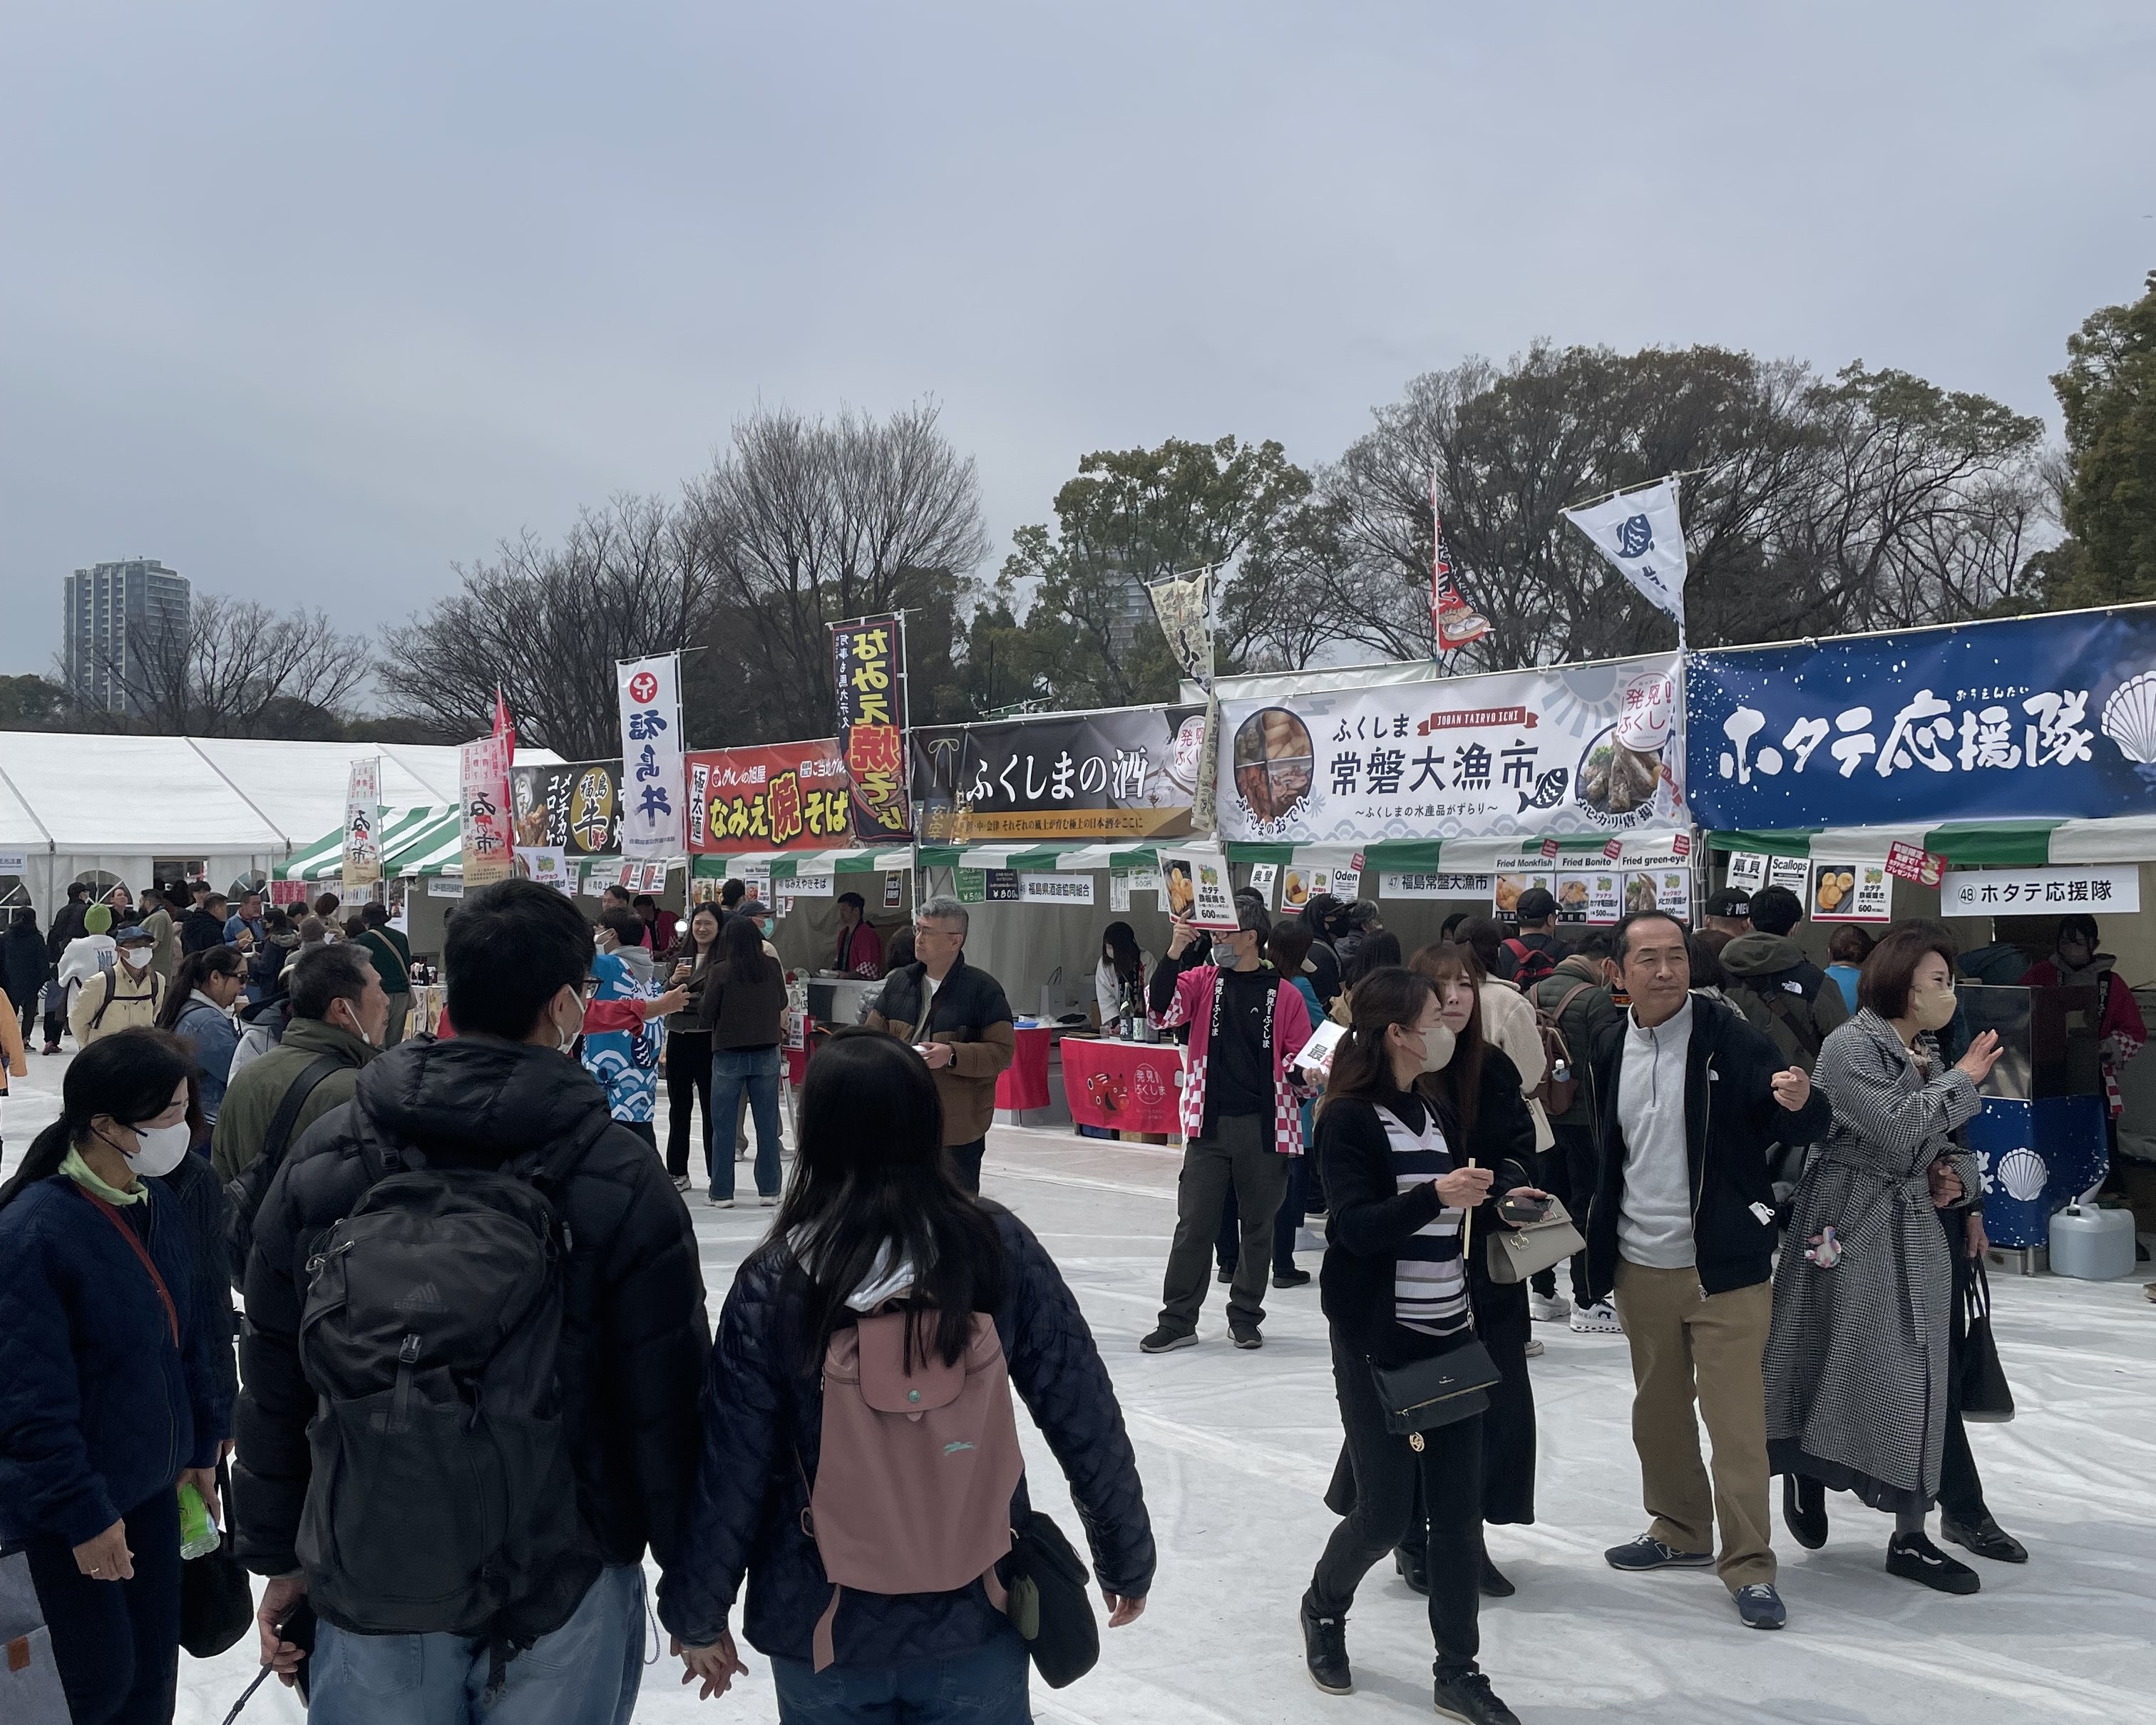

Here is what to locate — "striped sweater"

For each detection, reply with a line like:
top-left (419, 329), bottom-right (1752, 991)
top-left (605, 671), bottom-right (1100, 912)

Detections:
top-left (1375, 1100), bottom-right (1471, 1338)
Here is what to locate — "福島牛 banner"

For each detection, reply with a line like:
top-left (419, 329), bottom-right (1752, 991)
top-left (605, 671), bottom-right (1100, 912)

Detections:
top-left (510, 760), bottom-right (622, 857)
top-left (686, 739), bottom-right (851, 852)
top-left (1685, 606), bottom-right (2156, 832)
top-left (909, 705), bottom-right (1208, 843)
top-left (618, 654), bottom-right (684, 860)
top-left (833, 616), bottom-right (911, 839)
top-left (1215, 654), bottom-right (1683, 844)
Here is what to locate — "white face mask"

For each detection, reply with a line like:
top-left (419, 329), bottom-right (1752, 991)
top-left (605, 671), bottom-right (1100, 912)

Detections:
top-left (118, 947), bottom-right (150, 972)
top-left (554, 991), bottom-right (585, 1055)
top-left (1415, 1023), bottom-right (1457, 1074)
top-left (126, 1120), bottom-right (192, 1178)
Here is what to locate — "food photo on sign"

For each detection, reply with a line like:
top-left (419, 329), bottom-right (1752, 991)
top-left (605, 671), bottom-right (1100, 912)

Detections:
top-left (1158, 846), bottom-right (1238, 929)
top-left (1216, 654), bottom-right (1683, 845)
top-left (510, 761), bottom-right (623, 856)
top-left (1810, 861), bottom-right (1893, 923)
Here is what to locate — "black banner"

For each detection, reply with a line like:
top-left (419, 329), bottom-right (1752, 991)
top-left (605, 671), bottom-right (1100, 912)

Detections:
top-left (910, 705), bottom-right (1207, 842)
top-left (510, 760), bottom-right (622, 857)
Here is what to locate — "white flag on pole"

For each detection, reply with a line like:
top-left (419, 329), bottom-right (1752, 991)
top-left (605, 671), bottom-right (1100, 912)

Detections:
top-left (1561, 477), bottom-right (1688, 637)
top-left (617, 653), bottom-right (685, 859)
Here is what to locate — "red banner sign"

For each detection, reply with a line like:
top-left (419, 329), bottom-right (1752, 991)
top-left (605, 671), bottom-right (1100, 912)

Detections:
top-left (1884, 841), bottom-right (1946, 887)
top-left (685, 739), bottom-right (852, 853)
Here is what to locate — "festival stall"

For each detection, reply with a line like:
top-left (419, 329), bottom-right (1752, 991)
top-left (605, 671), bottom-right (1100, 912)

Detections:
top-left (1686, 603), bottom-right (2156, 1254)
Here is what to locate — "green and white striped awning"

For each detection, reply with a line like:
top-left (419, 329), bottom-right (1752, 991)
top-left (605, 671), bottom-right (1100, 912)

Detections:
top-left (279, 806), bottom-right (454, 881)
top-left (915, 843), bottom-right (1163, 873)
top-left (1708, 817), bottom-right (2156, 866)
top-left (692, 848), bottom-right (915, 880)
top-left (1221, 829), bottom-right (1692, 873)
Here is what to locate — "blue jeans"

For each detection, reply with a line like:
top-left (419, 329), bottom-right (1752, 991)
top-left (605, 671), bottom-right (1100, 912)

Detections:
top-left (309, 1563), bottom-right (647, 1725)
top-left (770, 1625), bottom-right (1031, 1724)
top-left (711, 1045), bottom-right (783, 1200)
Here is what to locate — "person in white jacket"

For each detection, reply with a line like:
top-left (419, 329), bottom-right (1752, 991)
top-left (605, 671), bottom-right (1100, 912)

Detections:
top-left (54, 902), bottom-right (118, 1041)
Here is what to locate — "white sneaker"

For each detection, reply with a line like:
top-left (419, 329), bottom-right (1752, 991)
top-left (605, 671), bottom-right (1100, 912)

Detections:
top-left (1524, 1338), bottom-right (1545, 1358)
top-left (1529, 1290), bottom-right (1571, 1324)
top-left (1570, 1300), bottom-right (1623, 1335)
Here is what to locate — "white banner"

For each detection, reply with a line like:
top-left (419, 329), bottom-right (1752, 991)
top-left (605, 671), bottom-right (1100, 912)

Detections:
top-left (1380, 871), bottom-right (1494, 900)
top-left (1940, 865), bottom-right (2140, 918)
top-left (343, 757), bottom-right (383, 894)
top-left (1021, 873), bottom-right (1096, 907)
top-left (1218, 653), bottom-right (1683, 844)
top-left (1561, 478), bottom-right (1688, 634)
top-left (617, 653), bottom-right (685, 860)
top-left (0, 849), bottom-right (27, 876)
top-left (458, 737), bottom-right (513, 888)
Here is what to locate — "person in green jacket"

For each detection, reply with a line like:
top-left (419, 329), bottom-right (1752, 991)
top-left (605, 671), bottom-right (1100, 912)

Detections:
top-left (211, 944), bottom-right (387, 1187)
top-left (353, 904), bottom-right (414, 1046)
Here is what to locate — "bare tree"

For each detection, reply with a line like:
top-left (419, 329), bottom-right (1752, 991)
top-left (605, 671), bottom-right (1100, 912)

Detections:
top-left (682, 401), bottom-right (989, 741)
top-left (379, 494), bottom-right (715, 757)
top-left (78, 594), bottom-right (372, 737)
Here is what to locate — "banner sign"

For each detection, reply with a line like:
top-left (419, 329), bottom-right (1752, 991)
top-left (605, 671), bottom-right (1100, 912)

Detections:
top-left (1884, 841), bottom-right (1946, 887)
top-left (0, 849), bottom-right (26, 875)
top-left (910, 706), bottom-right (1206, 842)
top-left (1218, 654), bottom-right (1683, 844)
top-left (617, 654), bottom-right (684, 859)
top-left (1020, 873), bottom-right (1096, 908)
top-left (832, 616), bottom-right (912, 839)
top-left (1687, 607), bottom-right (2156, 831)
top-left (1562, 477), bottom-right (1689, 634)
top-left (685, 739), bottom-right (851, 853)
top-left (1381, 871), bottom-right (1494, 901)
top-left (342, 757), bottom-right (381, 895)
top-left (1939, 865), bottom-right (2140, 917)
top-left (510, 760), bottom-right (622, 856)
top-left (458, 737), bottom-right (513, 887)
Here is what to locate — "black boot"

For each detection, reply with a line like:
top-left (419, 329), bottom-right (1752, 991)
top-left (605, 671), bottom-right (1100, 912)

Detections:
top-left (1394, 1545), bottom-right (1429, 1596)
top-left (1300, 1590), bottom-right (1352, 1694)
top-left (1478, 1549), bottom-right (1515, 1598)
top-left (1886, 1530), bottom-right (1981, 1595)
top-left (1782, 1473), bottom-right (1828, 1550)
top-left (1432, 1667), bottom-right (1521, 1725)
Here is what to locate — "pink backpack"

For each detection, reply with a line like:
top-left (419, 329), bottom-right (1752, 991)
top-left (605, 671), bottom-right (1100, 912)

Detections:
top-left (806, 1308), bottom-right (1026, 1670)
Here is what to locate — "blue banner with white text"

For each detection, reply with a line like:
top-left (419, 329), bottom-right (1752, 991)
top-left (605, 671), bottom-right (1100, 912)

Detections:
top-left (1685, 608), bottom-right (2156, 831)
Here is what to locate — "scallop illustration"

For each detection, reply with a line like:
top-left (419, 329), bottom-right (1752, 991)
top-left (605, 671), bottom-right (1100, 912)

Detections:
top-left (1995, 1147), bottom-right (2048, 1203)
top-left (2100, 672), bottom-right (2156, 764)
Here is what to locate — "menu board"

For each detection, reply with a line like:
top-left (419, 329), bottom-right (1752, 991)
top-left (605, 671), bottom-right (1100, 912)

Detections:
top-left (1809, 860), bottom-right (1892, 923)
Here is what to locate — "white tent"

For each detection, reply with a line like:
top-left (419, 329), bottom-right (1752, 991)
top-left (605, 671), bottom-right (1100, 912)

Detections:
top-left (0, 732), bottom-right (558, 921)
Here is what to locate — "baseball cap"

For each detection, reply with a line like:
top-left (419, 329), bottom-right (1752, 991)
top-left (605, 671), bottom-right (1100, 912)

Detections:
top-left (1514, 886), bottom-right (1557, 923)
top-left (1704, 886), bottom-right (1752, 920)
top-left (113, 922), bottom-right (155, 947)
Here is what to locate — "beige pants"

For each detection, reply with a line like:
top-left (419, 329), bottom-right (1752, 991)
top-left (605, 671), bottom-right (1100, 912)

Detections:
top-left (1613, 1259), bottom-right (1776, 1590)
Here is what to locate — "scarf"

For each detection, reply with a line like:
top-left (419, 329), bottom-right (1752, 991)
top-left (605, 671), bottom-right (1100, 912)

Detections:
top-left (61, 1147), bottom-right (145, 1206)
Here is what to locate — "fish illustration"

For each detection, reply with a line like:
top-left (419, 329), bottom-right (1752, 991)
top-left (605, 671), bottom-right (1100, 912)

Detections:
top-left (1516, 769), bottom-right (1569, 812)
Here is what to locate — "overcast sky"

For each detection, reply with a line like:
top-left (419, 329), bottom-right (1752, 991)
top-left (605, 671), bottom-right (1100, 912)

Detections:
top-left (4, 1), bottom-right (2150, 680)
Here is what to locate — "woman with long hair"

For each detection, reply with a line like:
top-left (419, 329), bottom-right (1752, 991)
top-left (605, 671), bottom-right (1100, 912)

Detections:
top-left (155, 945), bottom-right (246, 1141)
top-left (0, 1028), bottom-right (231, 1725)
top-left (1094, 920), bottom-right (1155, 1032)
top-left (1301, 967), bottom-right (1540, 1725)
top-left (1408, 943), bottom-right (1540, 1598)
top-left (1341, 929), bottom-right (1403, 991)
top-left (659, 1030), bottom-right (1154, 1720)
top-left (698, 909), bottom-right (790, 1204)
top-left (663, 903), bottom-right (725, 1192)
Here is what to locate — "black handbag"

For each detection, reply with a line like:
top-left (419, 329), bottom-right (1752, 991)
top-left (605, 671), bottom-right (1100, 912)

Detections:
top-left (999, 1510), bottom-right (1099, 1689)
top-left (1369, 1338), bottom-right (1501, 1439)
top-left (1956, 1255), bottom-right (2015, 1424)
top-left (178, 1463), bottom-right (255, 1659)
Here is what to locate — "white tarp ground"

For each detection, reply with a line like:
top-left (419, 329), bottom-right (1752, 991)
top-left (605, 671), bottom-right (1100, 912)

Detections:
top-left (1, 1068), bottom-right (2147, 1725)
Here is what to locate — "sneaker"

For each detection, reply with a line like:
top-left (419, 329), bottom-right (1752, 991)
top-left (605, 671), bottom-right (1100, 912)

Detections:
top-left (672, 1174), bottom-right (692, 1192)
top-left (1735, 1583), bottom-right (1787, 1629)
top-left (1886, 1532), bottom-right (1980, 1595)
top-left (1529, 1289), bottom-right (1571, 1323)
top-left (1523, 1338), bottom-right (1544, 1358)
top-left (1229, 1323), bottom-right (1263, 1350)
top-left (1782, 1474), bottom-right (1828, 1550)
top-left (759, 1194), bottom-right (778, 1207)
top-left (1605, 1534), bottom-right (1713, 1571)
top-left (1299, 1592), bottom-right (1352, 1695)
top-left (1394, 1546), bottom-right (1429, 1596)
top-left (1431, 1667), bottom-right (1519, 1725)
top-left (1939, 1513), bottom-right (2028, 1564)
top-left (709, 1193), bottom-right (735, 1208)
top-left (1272, 1266), bottom-right (1313, 1289)
top-left (1570, 1300), bottom-right (1623, 1334)
top-left (1139, 1327), bottom-right (1198, 1354)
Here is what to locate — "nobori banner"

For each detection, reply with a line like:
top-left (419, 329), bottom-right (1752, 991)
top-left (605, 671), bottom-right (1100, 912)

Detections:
top-left (910, 705), bottom-right (1206, 844)
top-left (686, 739), bottom-right (851, 854)
top-left (1216, 654), bottom-right (1683, 844)
top-left (832, 615), bottom-right (913, 840)
top-left (1686, 606), bottom-right (2156, 831)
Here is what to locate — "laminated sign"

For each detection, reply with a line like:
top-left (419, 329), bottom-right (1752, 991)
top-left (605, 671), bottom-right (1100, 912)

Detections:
top-left (1158, 846), bottom-right (1238, 931)
top-left (833, 616), bottom-right (912, 838)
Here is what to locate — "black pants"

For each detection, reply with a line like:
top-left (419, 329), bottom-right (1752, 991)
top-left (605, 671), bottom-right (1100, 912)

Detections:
top-left (1217, 1152), bottom-right (1305, 1275)
top-left (1158, 1113), bottom-right (1290, 1335)
top-left (1312, 1335), bottom-right (1484, 1674)
top-left (948, 1136), bottom-right (987, 1194)
top-left (26, 1488), bottom-right (182, 1725)
top-left (620, 1120), bottom-right (657, 1150)
top-left (1529, 1123), bottom-right (1599, 1306)
top-left (43, 976), bottom-right (68, 1048)
top-left (664, 1028), bottom-right (714, 1180)
top-left (1938, 1232), bottom-right (1993, 1525)
top-left (13, 992), bottom-right (34, 1048)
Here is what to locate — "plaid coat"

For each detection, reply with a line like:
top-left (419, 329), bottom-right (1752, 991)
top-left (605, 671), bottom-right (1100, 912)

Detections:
top-left (1765, 1010), bottom-right (1983, 1505)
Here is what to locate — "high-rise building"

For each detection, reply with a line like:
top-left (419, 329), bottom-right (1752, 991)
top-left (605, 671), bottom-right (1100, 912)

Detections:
top-left (63, 558), bottom-right (192, 716)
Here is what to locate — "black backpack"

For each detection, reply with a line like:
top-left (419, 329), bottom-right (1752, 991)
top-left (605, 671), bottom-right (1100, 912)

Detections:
top-left (292, 1115), bottom-right (607, 1643)
top-left (224, 1053), bottom-right (344, 1286)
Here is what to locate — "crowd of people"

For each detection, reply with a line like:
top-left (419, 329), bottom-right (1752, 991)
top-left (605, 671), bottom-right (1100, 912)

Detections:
top-left (0, 865), bottom-right (2118, 1725)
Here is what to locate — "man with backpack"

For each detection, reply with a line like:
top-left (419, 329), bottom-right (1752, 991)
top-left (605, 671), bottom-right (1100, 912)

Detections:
top-left (1718, 886), bottom-right (1849, 1073)
top-left (1495, 888), bottom-right (1566, 989)
top-left (1529, 931), bottom-right (1624, 1331)
top-left (234, 877), bottom-right (709, 1724)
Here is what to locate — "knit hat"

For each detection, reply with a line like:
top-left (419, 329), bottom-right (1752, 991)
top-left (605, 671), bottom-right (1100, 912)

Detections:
top-left (84, 903), bottom-right (113, 935)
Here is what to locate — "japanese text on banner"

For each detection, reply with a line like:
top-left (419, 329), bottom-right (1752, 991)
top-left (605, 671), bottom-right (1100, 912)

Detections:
top-left (833, 616), bottom-right (913, 838)
top-left (617, 654), bottom-right (685, 860)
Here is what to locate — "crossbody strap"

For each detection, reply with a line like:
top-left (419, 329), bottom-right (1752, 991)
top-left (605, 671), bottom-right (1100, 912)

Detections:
top-left (79, 1187), bottom-right (179, 1347)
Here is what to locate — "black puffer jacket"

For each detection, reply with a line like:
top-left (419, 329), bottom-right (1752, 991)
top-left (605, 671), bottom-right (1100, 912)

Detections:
top-left (232, 1035), bottom-right (709, 1600)
top-left (657, 1203), bottom-right (1155, 1664)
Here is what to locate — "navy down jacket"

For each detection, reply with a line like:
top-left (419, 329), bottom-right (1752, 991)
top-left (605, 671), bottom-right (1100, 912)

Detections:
top-left (657, 1204), bottom-right (1156, 1665)
top-left (0, 1177), bottom-right (231, 1547)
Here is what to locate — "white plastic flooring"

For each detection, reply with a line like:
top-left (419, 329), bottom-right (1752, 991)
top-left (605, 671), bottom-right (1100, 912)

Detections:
top-left (4, 1057), bottom-right (2152, 1724)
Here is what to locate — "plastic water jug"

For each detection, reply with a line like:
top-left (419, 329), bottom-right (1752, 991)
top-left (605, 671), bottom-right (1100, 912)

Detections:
top-left (2049, 1201), bottom-right (2137, 1281)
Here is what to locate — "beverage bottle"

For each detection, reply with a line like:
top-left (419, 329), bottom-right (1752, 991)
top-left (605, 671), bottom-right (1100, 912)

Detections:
top-left (178, 1480), bottom-right (220, 1560)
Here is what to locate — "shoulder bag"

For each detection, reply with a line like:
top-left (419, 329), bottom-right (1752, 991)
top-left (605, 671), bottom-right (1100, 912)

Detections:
top-left (1000, 1510), bottom-right (1100, 1689)
top-left (1369, 1338), bottom-right (1501, 1440)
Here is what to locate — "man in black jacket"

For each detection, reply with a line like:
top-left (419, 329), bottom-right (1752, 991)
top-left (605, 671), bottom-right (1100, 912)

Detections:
top-left (1583, 910), bottom-right (1832, 1634)
top-left (235, 878), bottom-right (709, 1722)
top-left (1529, 930), bottom-right (1623, 1327)
top-left (179, 891), bottom-right (232, 957)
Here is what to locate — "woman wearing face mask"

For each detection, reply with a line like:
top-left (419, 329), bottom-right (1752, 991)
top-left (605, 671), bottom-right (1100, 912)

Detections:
top-left (1766, 928), bottom-right (2004, 1595)
top-left (1300, 966), bottom-right (1543, 1725)
top-left (154, 947), bottom-right (247, 1145)
top-left (0, 1028), bottom-right (232, 1725)
top-left (71, 923), bottom-right (168, 1048)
